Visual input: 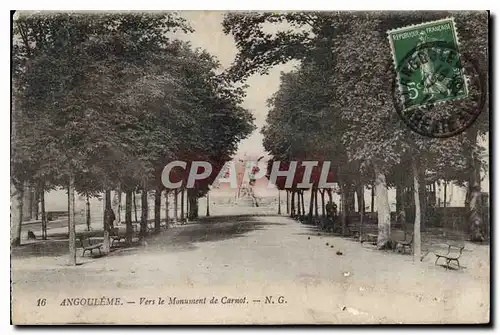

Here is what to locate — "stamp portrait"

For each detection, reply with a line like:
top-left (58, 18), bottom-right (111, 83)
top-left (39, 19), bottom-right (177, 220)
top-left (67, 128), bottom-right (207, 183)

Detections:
top-left (388, 18), bottom-right (486, 138)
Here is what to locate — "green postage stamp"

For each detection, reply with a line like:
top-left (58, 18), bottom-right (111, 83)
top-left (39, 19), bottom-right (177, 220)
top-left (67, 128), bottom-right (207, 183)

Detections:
top-left (388, 18), bottom-right (468, 110)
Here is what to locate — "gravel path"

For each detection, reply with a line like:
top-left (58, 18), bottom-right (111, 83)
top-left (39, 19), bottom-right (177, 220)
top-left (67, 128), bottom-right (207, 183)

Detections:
top-left (11, 214), bottom-right (490, 324)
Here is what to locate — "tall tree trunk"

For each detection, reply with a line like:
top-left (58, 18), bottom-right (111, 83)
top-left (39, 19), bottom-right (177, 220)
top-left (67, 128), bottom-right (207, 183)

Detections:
top-left (346, 183), bottom-right (356, 213)
top-left (154, 187), bottom-right (161, 233)
top-left (468, 170), bottom-right (484, 241)
top-left (291, 191), bottom-right (295, 217)
top-left (41, 186), bottom-right (47, 240)
top-left (22, 181), bottom-right (31, 220)
top-left (117, 188), bottom-right (122, 224)
top-left (357, 183), bottom-right (365, 241)
top-left (30, 186), bottom-right (35, 219)
top-left (86, 194), bottom-right (91, 232)
top-left (373, 164), bottom-right (391, 249)
top-left (68, 174), bottom-right (76, 266)
top-left (140, 187), bottom-right (148, 237)
top-left (308, 189), bottom-right (314, 223)
top-left (320, 190), bottom-right (325, 217)
top-left (33, 187), bottom-right (39, 220)
top-left (412, 158), bottom-right (422, 262)
top-left (180, 188), bottom-right (185, 223)
top-left (27, 186), bottom-right (33, 219)
top-left (11, 180), bottom-right (23, 246)
top-left (314, 187), bottom-right (319, 217)
top-left (297, 191), bottom-right (302, 216)
top-left (133, 192), bottom-right (138, 223)
top-left (112, 188), bottom-right (120, 225)
top-left (194, 195), bottom-right (199, 219)
top-left (103, 189), bottom-right (111, 253)
top-left (301, 191), bottom-right (305, 216)
top-left (23, 184), bottom-right (32, 221)
top-left (11, 95), bottom-right (22, 245)
top-left (286, 191), bottom-right (289, 215)
top-left (396, 179), bottom-right (406, 232)
top-left (371, 183), bottom-right (375, 213)
top-left (125, 190), bottom-right (133, 243)
top-left (165, 190), bottom-right (169, 226)
top-left (340, 183), bottom-right (348, 236)
top-left (466, 130), bottom-right (484, 241)
top-left (278, 190), bottom-right (281, 214)
top-left (327, 189), bottom-right (332, 203)
top-left (188, 190), bottom-right (198, 220)
top-left (186, 190), bottom-right (190, 219)
top-left (443, 180), bottom-right (448, 229)
top-left (396, 181), bottom-right (403, 214)
top-left (206, 192), bottom-right (210, 217)
top-left (297, 191), bottom-right (301, 216)
top-left (356, 183), bottom-right (364, 214)
top-left (418, 166), bottom-right (426, 231)
top-left (443, 181), bottom-right (447, 208)
top-left (186, 190), bottom-right (190, 221)
top-left (174, 189), bottom-right (179, 222)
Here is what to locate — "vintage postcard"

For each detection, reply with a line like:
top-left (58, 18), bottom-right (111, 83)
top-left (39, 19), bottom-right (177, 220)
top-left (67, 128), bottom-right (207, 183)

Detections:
top-left (10, 10), bottom-right (490, 325)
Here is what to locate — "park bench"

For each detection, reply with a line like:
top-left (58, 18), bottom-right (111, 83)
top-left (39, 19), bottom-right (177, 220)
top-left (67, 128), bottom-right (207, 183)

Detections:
top-left (395, 232), bottom-right (413, 254)
top-left (110, 227), bottom-right (127, 247)
top-left (361, 233), bottom-right (377, 245)
top-left (346, 225), bottom-right (360, 239)
top-left (320, 218), bottom-right (334, 232)
top-left (434, 244), bottom-right (464, 269)
top-left (46, 210), bottom-right (68, 221)
top-left (79, 236), bottom-right (104, 256)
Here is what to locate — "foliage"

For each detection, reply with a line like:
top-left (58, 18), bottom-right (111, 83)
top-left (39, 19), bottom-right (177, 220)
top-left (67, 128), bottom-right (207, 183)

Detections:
top-left (12, 12), bottom-right (255, 205)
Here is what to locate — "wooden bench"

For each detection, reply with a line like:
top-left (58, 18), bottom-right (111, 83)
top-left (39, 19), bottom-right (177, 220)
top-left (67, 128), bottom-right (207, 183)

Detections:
top-left (110, 227), bottom-right (127, 247)
top-left (395, 233), bottom-right (413, 254)
top-left (346, 225), bottom-right (360, 239)
top-left (46, 211), bottom-right (69, 221)
top-left (319, 218), bottom-right (333, 232)
top-left (434, 244), bottom-right (464, 269)
top-left (79, 237), bottom-right (104, 256)
top-left (361, 233), bottom-right (377, 245)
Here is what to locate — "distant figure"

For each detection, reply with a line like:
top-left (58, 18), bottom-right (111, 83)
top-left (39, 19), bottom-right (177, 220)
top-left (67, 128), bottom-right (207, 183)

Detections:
top-left (326, 201), bottom-right (338, 220)
top-left (397, 209), bottom-right (406, 228)
top-left (105, 208), bottom-right (116, 232)
top-left (27, 230), bottom-right (36, 240)
top-left (326, 201), bottom-right (332, 216)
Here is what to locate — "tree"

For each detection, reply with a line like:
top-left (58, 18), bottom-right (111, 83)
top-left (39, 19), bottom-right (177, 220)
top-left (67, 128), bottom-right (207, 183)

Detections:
top-left (13, 12), bottom-right (255, 256)
top-left (224, 11), bottom-right (489, 250)
top-left (12, 12), bottom-right (192, 255)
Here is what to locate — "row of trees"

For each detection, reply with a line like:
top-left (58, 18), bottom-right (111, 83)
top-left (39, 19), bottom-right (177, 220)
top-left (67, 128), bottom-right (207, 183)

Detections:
top-left (222, 11), bottom-right (489, 259)
top-left (11, 12), bottom-right (255, 265)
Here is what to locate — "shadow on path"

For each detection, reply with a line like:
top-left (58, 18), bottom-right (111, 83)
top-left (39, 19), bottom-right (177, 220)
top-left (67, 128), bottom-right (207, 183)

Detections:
top-left (12, 215), bottom-right (289, 259)
top-left (142, 215), bottom-right (286, 254)
top-left (11, 239), bottom-right (71, 259)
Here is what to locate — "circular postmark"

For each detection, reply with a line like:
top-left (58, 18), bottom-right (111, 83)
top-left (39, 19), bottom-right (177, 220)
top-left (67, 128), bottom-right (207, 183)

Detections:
top-left (392, 41), bottom-right (486, 138)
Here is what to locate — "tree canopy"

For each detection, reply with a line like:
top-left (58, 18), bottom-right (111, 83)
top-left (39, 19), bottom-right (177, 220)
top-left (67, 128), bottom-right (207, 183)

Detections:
top-left (11, 12), bottom-right (255, 247)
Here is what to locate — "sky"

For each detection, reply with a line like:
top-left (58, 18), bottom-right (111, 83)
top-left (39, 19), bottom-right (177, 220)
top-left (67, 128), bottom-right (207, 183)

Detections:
top-left (174, 11), bottom-right (296, 158)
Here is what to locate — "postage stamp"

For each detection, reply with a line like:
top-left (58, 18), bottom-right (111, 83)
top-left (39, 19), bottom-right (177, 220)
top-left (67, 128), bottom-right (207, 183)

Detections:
top-left (388, 18), bottom-right (468, 110)
top-left (387, 17), bottom-right (487, 138)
